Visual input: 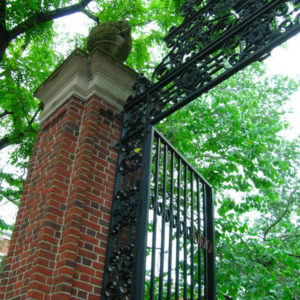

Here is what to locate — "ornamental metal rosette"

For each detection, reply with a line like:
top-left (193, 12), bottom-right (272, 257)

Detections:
top-left (102, 0), bottom-right (300, 299)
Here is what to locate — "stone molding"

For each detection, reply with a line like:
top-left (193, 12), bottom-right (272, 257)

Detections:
top-left (35, 48), bottom-right (137, 124)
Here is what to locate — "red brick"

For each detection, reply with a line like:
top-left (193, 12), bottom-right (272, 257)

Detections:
top-left (79, 273), bottom-right (90, 282)
top-left (52, 291), bottom-right (72, 299)
top-left (36, 249), bottom-right (55, 260)
top-left (73, 280), bottom-right (93, 292)
top-left (59, 251), bottom-right (77, 261)
top-left (34, 257), bottom-right (50, 268)
top-left (35, 266), bottom-right (53, 277)
top-left (26, 290), bottom-right (45, 298)
top-left (76, 265), bottom-right (95, 276)
top-left (92, 261), bottom-right (105, 271)
top-left (30, 273), bottom-right (47, 284)
top-left (59, 243), bottom-right (78, 253)
top-left (1, 95), bottom-right (121, 297)
top-left (57, 267), bottom-right (75, 277)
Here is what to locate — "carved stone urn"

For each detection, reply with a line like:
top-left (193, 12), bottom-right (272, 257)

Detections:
top-left (87, 20), bottom-right (132, 62)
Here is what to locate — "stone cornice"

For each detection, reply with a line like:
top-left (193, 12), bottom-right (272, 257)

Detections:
top-left (35, 48), bottom-right (138, 124)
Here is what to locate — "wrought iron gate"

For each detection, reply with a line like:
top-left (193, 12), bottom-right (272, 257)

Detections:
top-left (144, 129), bottom-right (215, 299)
top-left (102, 125), bottom-right (215, 300)
top-left (102, 0), bottom-right (300, 299)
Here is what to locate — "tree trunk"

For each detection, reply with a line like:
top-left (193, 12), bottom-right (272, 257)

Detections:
top-left (0, 37), bottom-right (9, 62)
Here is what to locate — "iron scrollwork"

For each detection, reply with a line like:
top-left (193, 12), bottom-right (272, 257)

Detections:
top-left (149, 0), bottom-right (300, 122)
top-left (102, 74), bottom-right (150, 298)
top-left (105, 244), bottom-right (134, 299)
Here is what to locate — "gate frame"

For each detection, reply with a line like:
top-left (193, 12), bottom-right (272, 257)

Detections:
top-left (101, 1), bottom-right (300, 298)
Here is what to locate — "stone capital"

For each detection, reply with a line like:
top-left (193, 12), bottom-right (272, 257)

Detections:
top-left (35, 48), bottom-right (137, 124)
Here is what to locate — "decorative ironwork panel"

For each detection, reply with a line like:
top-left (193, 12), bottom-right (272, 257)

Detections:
top-left (101, 128), bottom-right (144, 298)
top-left (126, 0), bottom-right (300, 123)
top-left (101, 90), bottom-right (153, 299)
top-left (144, 129), bottom-right (215, 300)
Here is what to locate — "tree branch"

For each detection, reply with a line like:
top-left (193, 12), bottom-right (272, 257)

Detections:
top-left (234, 232), bottom-right (253, 256)
top-left (223, 294), bottom-right (233, 300)
top-left (263, 193), bottom-right (297, 241)
top-left (0, 0), bottom-right (5, 31)
top-left (0, 110), bottom-right (13, 119)
top-left (7, 0), bottom-right (93, 44)
top-left (28, 105), bottom-right (42, 127)
top-left (1, 195), bottom-right (19, 206)
top-left (0, 132), bottom-right (25, 151)
top-left (81, 8), bottom-right (99, 23)
top-left (0, 0), bottom-right (8, 61)
top-left (287, 253), bottom-right (300, 259)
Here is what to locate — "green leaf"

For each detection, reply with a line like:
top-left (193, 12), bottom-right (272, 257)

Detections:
top-left (28, 0), bottom-right (40, 10)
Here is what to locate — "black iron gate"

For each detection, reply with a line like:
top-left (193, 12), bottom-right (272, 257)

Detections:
top-left (144, 129), bottom-right (215, 299)
top-left (102, 124), bottom-right (215, 300)
top-left (102, 0), bottom-right (300, 299)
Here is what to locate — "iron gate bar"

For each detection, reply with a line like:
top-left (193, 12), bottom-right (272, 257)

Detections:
top-left (149, 135), bottom-right (160, 300)
top-left (205, 181), bottom-right (216, 298)
top-left (183, 164), bottom-right (188, 299)
top-left (190, 171), bottom-right (195, 298)
top-left (166, 150), bottom-right (174, 300)
top-left (203, 179), bottom-right (209, 297)
top-left (175, 158), bottom-right (181, 300)
top-left (157, 142), bottom-right (167, 299)
top-left (196, 177), bottom-right (202, 300)
top-left (152, 129), bottom-right (212, 188)
top-left (131, 124), bottom-right (154, 300)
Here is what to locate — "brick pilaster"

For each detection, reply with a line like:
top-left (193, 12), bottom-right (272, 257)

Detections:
top-left (0, 49), bottom-right (136, 299)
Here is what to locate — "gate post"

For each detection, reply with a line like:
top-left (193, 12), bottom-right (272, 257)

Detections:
top-left (0, 49), bottom-right (137, 299)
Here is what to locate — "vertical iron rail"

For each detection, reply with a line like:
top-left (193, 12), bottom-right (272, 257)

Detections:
top-left (158, 143), bottom-right (168, 299)
top-left (175, 157), bottom-right (181, 300)
top-left (205, 183), bottom-right (216, 299)
top-left (131, 124), bottom-right (154, 299)
top-left (203, 180), bottom-right (208, 299)
top-left (190, 171), bottom-right (195, 299)
top-left (183, 164), bottom-right (188, 299)
top-left (196, 177), bottom-right (202, 300)
top-left (101, 107), bottom-right (133, 299)
top-left (167, 151), bottom-right (175, 299)
top-left (150, 136), bottom-right (161, 300)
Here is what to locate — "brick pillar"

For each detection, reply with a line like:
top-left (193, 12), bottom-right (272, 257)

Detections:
top-left (0, 49), bottom-right (137, 299)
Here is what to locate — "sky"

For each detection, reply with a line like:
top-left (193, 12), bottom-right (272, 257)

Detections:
top-left (0, 12), bottom-right (299, 230)
top-left (266, 33), bottom-right (300, 139)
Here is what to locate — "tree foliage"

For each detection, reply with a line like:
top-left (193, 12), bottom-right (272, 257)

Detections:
top-left (0, 0), bottom-right (299, 298)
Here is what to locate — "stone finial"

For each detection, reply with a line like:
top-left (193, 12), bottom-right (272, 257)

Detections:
top-left (87, 20), bottom-right (132, 62)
